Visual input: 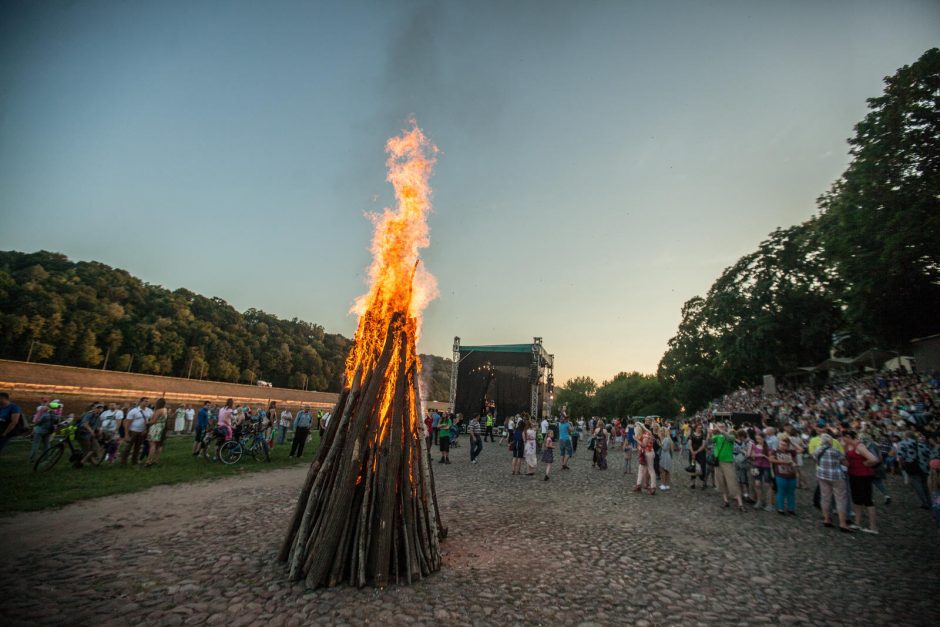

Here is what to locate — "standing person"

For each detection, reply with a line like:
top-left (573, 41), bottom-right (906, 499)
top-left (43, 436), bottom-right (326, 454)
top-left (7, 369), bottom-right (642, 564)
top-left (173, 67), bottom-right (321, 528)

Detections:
top-left (815, 433), bottom-right (852, 532)
top-left (634, 424), bottom-right (656, 494)
top-left (192, 401), bottom-right (211, 455)
top-left (659, 427), bottom-right (675, 491)
top-left (424, 412), bottom-right (433, 448)
top-left (499, 415), bottom-right (512, 445)
top-left (30, 400), bottom-right (61, 463)
top-left (290, 406), bottom-right (313, 458)
top-left (749, 433), bottom-right (774, 511)
top-left (557, 415), bottom-right (573, 470)
top-left (898, 431), bottom-right (932, 509)
top-left (770, 438), bottom-right (797, 516)
top-left (431, 410), bottom-right (441, 446)
top-left (622, 427), bottom-right (634, 475)
top-left (437, 412), bottom-right (453, 464)
top-left (484, 411), bottom-right (495, 442)
top-left (468, 414), bottom-right (483, 464)
top-left (144, 398), bottom-right (168, 467)
top-left (317, 411), bottom-right (326, 439)
top-left (99, 403), bottom-right (120, 462)
top-left (0, 392), bottom-right (24, 455)
top-left (540, 415), bottom-right (549, 439)
top-left (120, 397), bottom-right (152, 466)
top-left (929, 459), bottom-right (940, 540)
top-left (524, 420), bottom-right (538, 475)
top-left (277, 406), bottom-right (293, 445)
top-left (173, 404), bottom-right (186, 434)
top-left (688, 423), bottom-right (707, 489)
top-left (733, 429), bottom-right (753, 503)
top-left (511, 418), bottom-right (525, 475)
top-left (843, 430), bottom-right (880, 534)
top-left (542, 429), bottom-right (555, 481)
top-left (184, 404), bottom-right (195, 434)
top-left (77, 403), bottom-right (104, 466)
top-left (571, 419), bottom-right (581, 453)
top-left (712, 423), bottom-right (744, 511)
top-left (217, 399), bottom-right (235, 442)
top-left (593, 420), bottom-right (610, 470)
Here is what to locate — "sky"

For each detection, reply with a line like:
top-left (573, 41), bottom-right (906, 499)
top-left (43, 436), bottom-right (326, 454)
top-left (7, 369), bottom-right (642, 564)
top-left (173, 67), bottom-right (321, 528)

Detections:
top-left (1, 0), bottom-right (938, 386)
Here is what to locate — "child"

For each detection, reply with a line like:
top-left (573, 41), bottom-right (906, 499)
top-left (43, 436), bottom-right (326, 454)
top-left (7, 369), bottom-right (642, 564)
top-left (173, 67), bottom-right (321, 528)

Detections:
top-left (542, 429), bottom-right (555, 481)
top-left (622, 433), bottom-right (634, 475)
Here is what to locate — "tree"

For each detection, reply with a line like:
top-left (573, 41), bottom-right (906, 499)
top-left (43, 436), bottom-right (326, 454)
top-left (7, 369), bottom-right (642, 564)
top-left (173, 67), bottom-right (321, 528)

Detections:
top-left (555, 376), bottom-right (597, 418)
top-left (817, 48), bottom-right (940, 348)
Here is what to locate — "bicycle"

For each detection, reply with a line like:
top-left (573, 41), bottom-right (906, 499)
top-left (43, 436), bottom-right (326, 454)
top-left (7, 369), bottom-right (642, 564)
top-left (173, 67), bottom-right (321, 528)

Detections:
top-left (218, 428), bottom-right (270, 465)
top-left (33, 423), bottom-right (104, 472)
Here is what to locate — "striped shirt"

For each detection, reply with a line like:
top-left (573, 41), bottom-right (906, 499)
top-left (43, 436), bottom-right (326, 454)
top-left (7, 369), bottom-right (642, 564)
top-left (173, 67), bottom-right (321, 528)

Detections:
top-left (468, 419), bottom-right (481, 437)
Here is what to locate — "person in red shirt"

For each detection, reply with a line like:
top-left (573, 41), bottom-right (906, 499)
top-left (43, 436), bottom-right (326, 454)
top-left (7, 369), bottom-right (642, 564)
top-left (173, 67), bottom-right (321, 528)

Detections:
top-left (842, 430), bottom-right (880, 534)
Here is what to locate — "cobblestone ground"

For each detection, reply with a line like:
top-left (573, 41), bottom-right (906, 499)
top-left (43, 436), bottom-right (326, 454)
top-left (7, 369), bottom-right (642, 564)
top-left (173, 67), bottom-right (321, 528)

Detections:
top-left (2, 441), bottom-right (939, 626)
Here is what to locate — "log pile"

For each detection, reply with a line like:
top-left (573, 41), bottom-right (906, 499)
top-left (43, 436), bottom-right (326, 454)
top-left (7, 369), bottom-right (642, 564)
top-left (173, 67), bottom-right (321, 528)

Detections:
top-left (279, 311), bottom-right (446, 589)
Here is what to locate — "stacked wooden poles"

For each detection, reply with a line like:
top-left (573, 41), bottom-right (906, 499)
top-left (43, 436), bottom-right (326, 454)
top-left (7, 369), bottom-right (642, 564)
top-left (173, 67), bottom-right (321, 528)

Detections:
top-left (279, 312), bottom-right (446, 589)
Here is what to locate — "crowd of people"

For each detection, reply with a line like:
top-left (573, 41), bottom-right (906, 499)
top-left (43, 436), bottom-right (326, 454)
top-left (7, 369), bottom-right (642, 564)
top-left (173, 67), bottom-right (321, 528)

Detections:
top-left (0, 393), bottom-right (332, 467)
top-left (431, 370), bottom-right (940, 539)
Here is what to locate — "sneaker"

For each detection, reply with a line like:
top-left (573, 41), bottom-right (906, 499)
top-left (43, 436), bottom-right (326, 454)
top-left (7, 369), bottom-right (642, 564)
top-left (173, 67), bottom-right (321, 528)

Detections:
top-left (763, 505), bottom-right (773, 512)
top-left (861, 528), bottom-right (878, 535)
top-left (753, 502), bottom-right (763, 510)
top-left (787, 511), bottom-right (796, 516)
top-left (849, 524), bottom-right (861, 530)
top-left (659, 484), bottom-right (667, 491)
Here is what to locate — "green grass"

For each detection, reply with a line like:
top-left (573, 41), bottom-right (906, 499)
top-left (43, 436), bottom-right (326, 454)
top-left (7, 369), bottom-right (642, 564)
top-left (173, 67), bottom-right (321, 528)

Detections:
top-left (0, 431), bottom-right (318, 515)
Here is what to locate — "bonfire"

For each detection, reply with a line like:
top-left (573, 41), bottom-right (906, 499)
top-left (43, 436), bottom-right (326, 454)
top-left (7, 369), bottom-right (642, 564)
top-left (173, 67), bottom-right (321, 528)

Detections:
top-left (279, 121), bottom-right (446, 589)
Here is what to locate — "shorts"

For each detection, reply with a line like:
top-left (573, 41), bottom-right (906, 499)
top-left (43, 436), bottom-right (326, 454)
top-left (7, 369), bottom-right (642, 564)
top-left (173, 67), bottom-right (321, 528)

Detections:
top-left (559, 438), bottom-right (573, 457)
top-left (849, 475), bottom-right (874, 507)
top-left (753, 466), bottom-right (773, 484)
top-left (194, 426), bottom-right (206, 442)
top-left (439, 435), bottom-right (450, 453)
top-left (512, 441), bottom-right (525, 459)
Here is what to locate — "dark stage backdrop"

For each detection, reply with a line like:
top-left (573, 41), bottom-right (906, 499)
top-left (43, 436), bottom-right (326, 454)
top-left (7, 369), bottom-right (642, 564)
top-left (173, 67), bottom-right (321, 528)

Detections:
top-left (454, 348), bottom-right (533, 424)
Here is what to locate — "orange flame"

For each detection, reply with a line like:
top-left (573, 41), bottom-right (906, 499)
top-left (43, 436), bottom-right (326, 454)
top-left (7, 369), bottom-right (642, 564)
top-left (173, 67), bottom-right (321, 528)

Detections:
top-left (344, 119), bottom-right (438, 391)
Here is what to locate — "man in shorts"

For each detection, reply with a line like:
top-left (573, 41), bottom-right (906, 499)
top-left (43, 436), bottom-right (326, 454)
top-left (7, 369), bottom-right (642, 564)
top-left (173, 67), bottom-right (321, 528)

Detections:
top-left (192, 401), bottom-right (211, 456)
top-left (557, 415), bottom-right (574, 469)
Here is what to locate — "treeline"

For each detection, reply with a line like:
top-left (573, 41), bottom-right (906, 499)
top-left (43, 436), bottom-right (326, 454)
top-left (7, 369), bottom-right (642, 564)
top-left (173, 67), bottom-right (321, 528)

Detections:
top-left (656, 48), bottom-right (940, 412)
top-left (0, 250), bottom-right (452, 397)
top-left (555, 373), bottom-right (678, 420)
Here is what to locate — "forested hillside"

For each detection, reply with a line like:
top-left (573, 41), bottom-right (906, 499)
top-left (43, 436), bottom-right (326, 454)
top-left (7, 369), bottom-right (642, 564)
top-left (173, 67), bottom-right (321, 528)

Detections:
top-left (0, 250), bottom-right (452, 396)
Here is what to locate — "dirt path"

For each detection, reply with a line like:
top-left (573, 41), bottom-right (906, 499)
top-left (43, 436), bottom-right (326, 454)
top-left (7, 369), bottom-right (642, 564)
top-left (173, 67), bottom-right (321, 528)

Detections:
top-left (0, 465), bottom-right (308, 565)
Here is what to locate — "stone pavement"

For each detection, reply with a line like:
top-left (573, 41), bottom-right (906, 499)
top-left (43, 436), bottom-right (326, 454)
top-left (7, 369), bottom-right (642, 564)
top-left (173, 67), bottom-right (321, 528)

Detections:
top-left (2, 440), bottom-right (939, 626)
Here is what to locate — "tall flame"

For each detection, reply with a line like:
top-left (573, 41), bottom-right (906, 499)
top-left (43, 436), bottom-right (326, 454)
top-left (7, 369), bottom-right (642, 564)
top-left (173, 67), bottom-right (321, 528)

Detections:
top-left (345, 119), bottom-right (439, 384)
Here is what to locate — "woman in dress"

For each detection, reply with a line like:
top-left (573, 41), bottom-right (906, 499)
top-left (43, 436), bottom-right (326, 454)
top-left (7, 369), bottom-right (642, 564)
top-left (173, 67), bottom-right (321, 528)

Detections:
top-left (542, 429), bottom-right (555, 481)
top-left (524, 420), bottom-right (538, 475)
top-left (633, 424), bottom-right (656, 494)
top-left (593, 420), bottom-right (609, 470)
top-left (749, 432), bottom-right (773, 511)
top-left (659, 426), bottom-right (675, 491)
top-left (145, 397), bottom-right (168, 467)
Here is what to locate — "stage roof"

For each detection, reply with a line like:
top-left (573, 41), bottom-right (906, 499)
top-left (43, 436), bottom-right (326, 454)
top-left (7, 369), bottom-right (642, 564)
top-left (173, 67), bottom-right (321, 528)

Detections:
top-left (459, 344), bottom-right (532, 353)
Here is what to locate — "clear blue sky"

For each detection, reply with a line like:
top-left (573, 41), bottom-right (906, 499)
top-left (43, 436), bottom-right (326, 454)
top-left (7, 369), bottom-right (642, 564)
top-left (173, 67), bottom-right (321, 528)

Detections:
top-left (1, 0), bottom-right (938, 385)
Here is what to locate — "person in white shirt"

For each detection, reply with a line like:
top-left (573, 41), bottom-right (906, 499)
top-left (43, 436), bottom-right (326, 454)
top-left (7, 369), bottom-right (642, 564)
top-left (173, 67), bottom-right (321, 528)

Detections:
top-left (120, 397), bottom-right (153, 466)
top-left (278, 408), bottom-right (293, 445)
top-left (184, 404), bottom-right (195, 433)
top-left (174, 405), bottom-right (187, 433)
top-left (99, 402), bottom-right (121, 462)
top-left (540, 418), bottom-right (549, 435)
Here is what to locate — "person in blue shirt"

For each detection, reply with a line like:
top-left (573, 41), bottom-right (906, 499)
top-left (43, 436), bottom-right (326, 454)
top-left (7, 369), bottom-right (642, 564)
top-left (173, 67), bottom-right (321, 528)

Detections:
top-left (0, 392), bottom-right (23, 455)
top-left (557, 415), bottom-right (573, 469)
top-left (290, 406), bottom-right (314, 458)
top-left (431, 411), bottom-right (441, 446)
top-left (192, 401), bottom-right (211, 456)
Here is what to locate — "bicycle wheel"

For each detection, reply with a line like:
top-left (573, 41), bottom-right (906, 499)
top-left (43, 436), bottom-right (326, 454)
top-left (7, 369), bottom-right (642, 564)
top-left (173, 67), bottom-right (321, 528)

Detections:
top-left (219, 440), bottom-right (242, 465)
top-left (251, 440), bottom-right (270, 462)
top-left (34, 444), bottom-right (64, 472)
